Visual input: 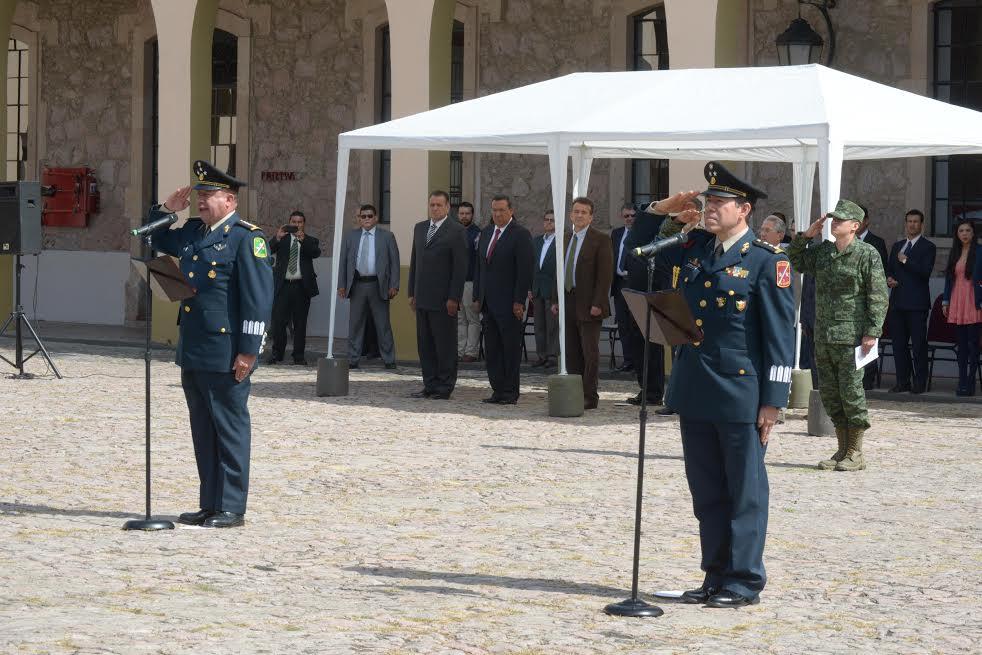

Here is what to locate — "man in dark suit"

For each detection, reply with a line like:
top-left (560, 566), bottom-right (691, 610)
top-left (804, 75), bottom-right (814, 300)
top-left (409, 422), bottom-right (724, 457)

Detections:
top-left (886, 209), bottom-right (936, 394)
top-left (622, 202), bottom-right (669, 407)
top-left (857, 204), bottom-right (889, 389)
top-left (337, 203), bottom-right (400, 369)
top-left (150, 160), bottom-right (273, 529)
top-left (408, 190), bottom-right (468, 399)
top-left (610, 203), bottom-right (637, 372)
top-left (472, 195), bottom-right (534, 404)
top-left (552, 197), bottom-right (613, 410)
top-left (530, 210), bottom-right (559, 368)
top-left (267, 210), bottom-right (321, 365)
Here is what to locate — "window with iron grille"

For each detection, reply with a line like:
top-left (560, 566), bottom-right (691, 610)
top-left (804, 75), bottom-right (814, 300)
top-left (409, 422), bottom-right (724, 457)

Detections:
top-left (6, 38), bottom-right (28, 181)
top-left (932, 0), bottom-right (982, 236)
top-left (449, 20), bottom-right (465, 208)
top-left (630, 6), bottom-right (669, 207)
top-left (211, 29), bottom-right (237, 176)
top-left (378, 25), bottom-right (392, 224)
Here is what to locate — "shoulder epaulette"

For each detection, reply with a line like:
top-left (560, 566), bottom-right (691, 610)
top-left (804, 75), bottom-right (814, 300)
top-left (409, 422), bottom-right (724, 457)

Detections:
top-left (236, 220), bottom-right (262, 231)
top-left (753, 238), bottom-right (784, 255)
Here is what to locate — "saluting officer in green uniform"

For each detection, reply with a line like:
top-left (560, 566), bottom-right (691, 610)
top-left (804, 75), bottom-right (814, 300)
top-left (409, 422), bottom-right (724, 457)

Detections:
top-left (787, 199), bottom-right (888, 471)
top-left (148, 161), bottom-right (273, 527)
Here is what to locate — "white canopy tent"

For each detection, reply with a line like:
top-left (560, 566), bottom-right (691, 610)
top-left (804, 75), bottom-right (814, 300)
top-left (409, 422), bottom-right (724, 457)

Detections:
top-left (327, 64), bottom-right (982, 372)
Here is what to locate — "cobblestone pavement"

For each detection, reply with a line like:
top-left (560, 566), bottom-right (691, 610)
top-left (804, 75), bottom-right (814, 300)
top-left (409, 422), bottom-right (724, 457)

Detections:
top-left (1, 344), bottom-right (980, 654)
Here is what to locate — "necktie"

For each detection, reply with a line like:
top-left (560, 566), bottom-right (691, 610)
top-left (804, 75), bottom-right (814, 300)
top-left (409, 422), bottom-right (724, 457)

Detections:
top-left (288, 237), bottom-right (299, 274)
top-left (357, 231), bottom-right (371, 273)
top-left (426, 221), bottom-right (438, 245)
top-left (565, 234), bottom-right (578, 292)
top-left (486, 228), bottom-right (501, 261)
top-left (617, 228), bottom-right (629, 273)
top-left (714, 242), bottom-right (724, 260)
top-left (903, 240), bottom-right (913, 256)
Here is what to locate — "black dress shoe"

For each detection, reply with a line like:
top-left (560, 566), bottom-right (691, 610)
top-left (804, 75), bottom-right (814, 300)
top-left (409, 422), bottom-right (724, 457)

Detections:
top-left (410, 390), bottom-right (433, 398)
top-left (911, 384), bottom-right (926, 395)
top-left (292, 359), bottom-right (307, 366)
top-left (626, 393), bottom-right (643, 405)
top-left (178, 509), bottom-right (214, 526)
top-left (385, 363), bottom-right (397, 370)
top-left (481, 396), bottom-right (502, 404)
top-left (348, 362), bottom-right (360, 369)
top-left (531, 358), bottom-right (546, 368)
top-left (655, 406), bottom-right (676, 416)
top-left (705, 590), bottom-right (759, 608)
top-left (617, 363), bottom-right (635, 373)
top-left (429, 392), bottom-right (451, 400)
top-left (888, 384), bottom-right (911, 393)
top-left (498, 396), bottom-right (518, 405)
top-left (679, 585), bottom-right (720, 604)
top-left (202, 512), bottom-right (245, 528)
top-left (265, 357), bottom-right (282, 365)
top-left (584, 401), bottom-right (598, 410)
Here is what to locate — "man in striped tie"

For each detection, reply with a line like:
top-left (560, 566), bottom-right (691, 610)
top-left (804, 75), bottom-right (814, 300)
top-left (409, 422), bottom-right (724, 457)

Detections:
top-left (408, 191), bottom-right (469, 399)
top-left (267, 211), bottom-right (321, 365)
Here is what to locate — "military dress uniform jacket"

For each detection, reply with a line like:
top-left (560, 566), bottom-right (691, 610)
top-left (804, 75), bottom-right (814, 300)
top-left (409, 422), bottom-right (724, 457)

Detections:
top-left (150, 206), bottom-right (274, 372)
top-left (787, 236), bottom-right (889, 345)
top-left (665, 229), bottom-right (796, 424)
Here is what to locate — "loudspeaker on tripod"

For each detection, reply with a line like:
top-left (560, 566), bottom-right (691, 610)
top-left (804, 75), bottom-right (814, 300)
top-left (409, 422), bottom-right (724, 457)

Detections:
top-left (0, 181), bottom-right (42, 256)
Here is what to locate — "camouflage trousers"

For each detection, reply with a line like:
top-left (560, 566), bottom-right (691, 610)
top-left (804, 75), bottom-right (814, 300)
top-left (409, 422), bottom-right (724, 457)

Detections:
top-left (814, 341), bottom-right (870, 430)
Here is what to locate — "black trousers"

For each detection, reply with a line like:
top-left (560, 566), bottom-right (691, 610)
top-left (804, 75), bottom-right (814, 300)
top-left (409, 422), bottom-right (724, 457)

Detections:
top-left (180, 369), bottom-right (252, 514)
top-left (612, 278), bottom-right (634, 366)
top-left (271, 280), bottom-right (311, 361)
top-left (955, 323), bottom-right (981, 392)
top-left (417, 308), bottom-right (458, 395)
top-left (623, 304), bottom-right (664, 401)
top-left (482, 309), bottom-right (524, 401)
top-left (890, 309), bottom-right (929, 389)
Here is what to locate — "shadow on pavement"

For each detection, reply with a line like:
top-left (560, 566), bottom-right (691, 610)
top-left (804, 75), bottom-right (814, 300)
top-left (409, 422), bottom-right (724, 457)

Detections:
top-left (345, 565), bottom-right (626, 598)
top-left (481, 444), bottom-right (818, 471)
top-left (0, 501), bottom-right (144, 520)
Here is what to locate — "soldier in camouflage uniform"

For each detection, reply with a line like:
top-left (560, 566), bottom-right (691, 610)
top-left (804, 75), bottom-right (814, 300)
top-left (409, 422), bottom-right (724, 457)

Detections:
top-left (787, 199), bottom-right (889, 471)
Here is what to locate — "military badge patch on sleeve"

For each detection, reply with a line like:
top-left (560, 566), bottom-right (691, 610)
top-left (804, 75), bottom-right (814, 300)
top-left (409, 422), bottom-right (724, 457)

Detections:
top-left (775, 260), bottom-right (791, 288)
top-left (253, 237), bottom-right (267, 258)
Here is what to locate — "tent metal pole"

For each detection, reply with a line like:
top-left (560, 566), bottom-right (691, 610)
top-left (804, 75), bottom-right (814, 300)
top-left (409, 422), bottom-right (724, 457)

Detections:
top-left (327, 146), bottom-right (351, 359)
top-left (549, 138), bottom-right (571, 375)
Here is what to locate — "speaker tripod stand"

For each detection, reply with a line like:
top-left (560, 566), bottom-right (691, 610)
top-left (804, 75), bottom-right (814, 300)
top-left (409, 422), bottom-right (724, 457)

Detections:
top-left (0, 254), bottom-right (62, 379)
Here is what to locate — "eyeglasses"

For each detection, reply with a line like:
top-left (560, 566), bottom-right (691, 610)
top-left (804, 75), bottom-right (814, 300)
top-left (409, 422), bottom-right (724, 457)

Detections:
top-left (358, 214), bottom-right (375, 219)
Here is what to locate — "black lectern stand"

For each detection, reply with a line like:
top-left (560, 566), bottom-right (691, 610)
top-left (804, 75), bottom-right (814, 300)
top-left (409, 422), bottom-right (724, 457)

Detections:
top-left (604, 277), bottom-right (701, 618)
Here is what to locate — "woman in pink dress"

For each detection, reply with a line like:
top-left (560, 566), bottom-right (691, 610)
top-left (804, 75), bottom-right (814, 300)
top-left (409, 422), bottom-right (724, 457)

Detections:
top-left (942, 218), bottom-right (982, 396)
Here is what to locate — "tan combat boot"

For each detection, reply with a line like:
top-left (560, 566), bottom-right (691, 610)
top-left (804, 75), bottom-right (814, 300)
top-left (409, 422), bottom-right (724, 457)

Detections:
top-left (818, 426), bottom-right (848, 470)
top-left (835, 428), bottom-right (866, 471)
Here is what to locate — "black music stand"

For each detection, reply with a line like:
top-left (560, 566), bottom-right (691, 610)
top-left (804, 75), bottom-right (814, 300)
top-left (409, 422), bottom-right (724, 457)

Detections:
top-left (604, 271), bottom-right (701, 618)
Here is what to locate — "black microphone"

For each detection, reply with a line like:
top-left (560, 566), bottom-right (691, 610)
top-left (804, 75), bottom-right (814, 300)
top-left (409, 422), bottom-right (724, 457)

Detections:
top-left (632, 230), bottom-right (689, 258)
top-left (130, 214), bottom-right (178, 237)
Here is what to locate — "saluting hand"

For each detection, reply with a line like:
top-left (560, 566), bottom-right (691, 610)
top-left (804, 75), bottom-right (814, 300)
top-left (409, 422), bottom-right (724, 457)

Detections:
top-left (651, 190), bottom-right (701, 215)
top-left (802, 215), bottom-right (827, 239)
top-left (163, 186), bottom-right (192, 213)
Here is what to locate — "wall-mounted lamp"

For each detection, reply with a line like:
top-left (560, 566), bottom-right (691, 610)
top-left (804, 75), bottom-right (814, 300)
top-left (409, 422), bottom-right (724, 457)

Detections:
top-left (775, 0), bottom-right (837, 67)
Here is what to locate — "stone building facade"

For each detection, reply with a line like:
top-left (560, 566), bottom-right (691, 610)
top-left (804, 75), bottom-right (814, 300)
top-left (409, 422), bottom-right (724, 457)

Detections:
top-left (0, 0), bottom-right (972, 352)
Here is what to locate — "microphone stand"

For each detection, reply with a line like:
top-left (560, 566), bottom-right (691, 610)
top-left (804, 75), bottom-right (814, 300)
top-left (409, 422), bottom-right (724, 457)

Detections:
top-left (605, 256), bottom-right (663, 618)
top-left (123, 232), bottom-right (175, 531)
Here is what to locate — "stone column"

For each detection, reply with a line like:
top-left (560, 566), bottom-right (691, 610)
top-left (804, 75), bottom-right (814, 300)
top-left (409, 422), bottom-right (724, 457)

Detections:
top-left (383, 0), bottom-right (454, 360)
top-left (148, 0), bottom-right (218, 344)
top-left (0, 0), bottom-right (17, 316)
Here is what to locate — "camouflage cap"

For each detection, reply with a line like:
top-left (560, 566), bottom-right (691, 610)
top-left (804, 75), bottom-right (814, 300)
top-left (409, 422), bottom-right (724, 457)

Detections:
top-left (827, 198), bottom-right (864, 222)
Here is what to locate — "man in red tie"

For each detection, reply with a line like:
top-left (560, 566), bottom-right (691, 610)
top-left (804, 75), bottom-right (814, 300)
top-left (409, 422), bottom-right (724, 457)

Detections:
top-left (472, 195), bottom-right (534, 404)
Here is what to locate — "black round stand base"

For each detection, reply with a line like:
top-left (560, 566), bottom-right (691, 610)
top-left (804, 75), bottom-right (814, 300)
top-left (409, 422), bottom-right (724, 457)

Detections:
top-left (604, 598), bottom-right (664, 617)
top-left (122, 518), bottom-right (175, 531)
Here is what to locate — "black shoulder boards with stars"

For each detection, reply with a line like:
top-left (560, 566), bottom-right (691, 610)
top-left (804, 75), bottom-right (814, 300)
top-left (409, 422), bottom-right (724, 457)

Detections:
top-left (752, 239), bottom-right (784, 255)
top-left (236, 220), bottom-right (262, 232)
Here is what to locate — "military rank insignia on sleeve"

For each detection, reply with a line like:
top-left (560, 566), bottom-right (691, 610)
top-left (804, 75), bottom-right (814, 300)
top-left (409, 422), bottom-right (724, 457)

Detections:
top-left (775, 260), bottom-right (791, 288)
top-left (253, 237), bottom-right (267, 258)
